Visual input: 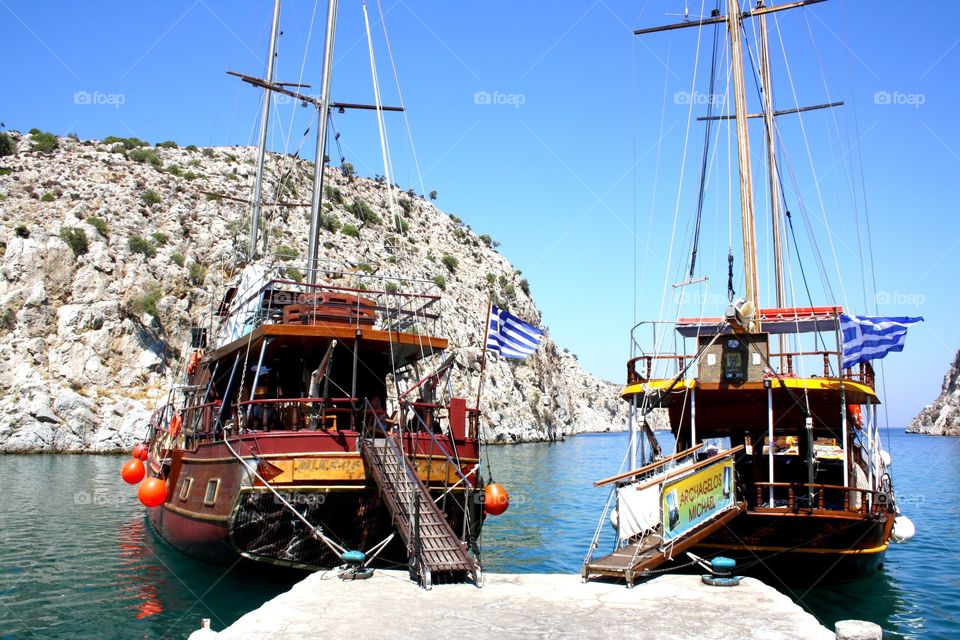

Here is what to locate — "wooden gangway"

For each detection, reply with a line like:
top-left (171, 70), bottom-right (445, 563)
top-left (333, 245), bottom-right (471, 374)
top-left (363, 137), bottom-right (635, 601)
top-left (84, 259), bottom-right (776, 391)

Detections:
top-left (582, 505), bottom-right (743, 587)
top-left (360, 437), bottom-right (479, 589)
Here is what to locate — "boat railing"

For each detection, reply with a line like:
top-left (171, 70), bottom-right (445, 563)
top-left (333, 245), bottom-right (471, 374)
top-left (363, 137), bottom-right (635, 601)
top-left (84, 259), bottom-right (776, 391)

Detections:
top-left (235, 396), bottom-right (360, 432)
top-left (753, 482), bottom-right (889, 515)
top-left (219, 267), bottom-right (444, 341)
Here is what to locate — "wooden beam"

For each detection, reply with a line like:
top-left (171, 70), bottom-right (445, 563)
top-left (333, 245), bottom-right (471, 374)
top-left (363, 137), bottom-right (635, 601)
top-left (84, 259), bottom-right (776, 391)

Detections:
top-left (228, 71), bottom-right (403, 112)
top-left (745, 0), bottom-right (829, 18)
top-left (697, 101), bottom-right (844, 122)
top-left (634, 14), bottom-right (725, 35)
top-left (632, 446), bottom-right (746, 492)
top-left (594, 444), bottom-right (703, 487)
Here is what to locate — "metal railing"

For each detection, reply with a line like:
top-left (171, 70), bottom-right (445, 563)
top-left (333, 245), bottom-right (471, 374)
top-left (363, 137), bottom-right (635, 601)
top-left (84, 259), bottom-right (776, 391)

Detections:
top-left (753, 482), bottom-right (889, 515)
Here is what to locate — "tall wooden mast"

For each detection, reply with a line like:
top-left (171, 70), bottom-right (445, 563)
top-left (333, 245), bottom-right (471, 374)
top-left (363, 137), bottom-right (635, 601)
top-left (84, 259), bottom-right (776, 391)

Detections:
top-left (248, 0), bottom-right (282, 261)
top-left (727, 0), bottom-right (760, 315)
top-left (306, 0), bottom-right (339, 285)
top-left (758, 5), bottom-right (786, 309)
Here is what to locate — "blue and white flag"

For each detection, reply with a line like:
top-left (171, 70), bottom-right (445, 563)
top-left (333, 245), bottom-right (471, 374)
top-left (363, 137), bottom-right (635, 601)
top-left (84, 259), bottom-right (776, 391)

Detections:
top-left (486, 304), bottom-right (544, 359)
top-left (840, 314), bottom-right (923, 370)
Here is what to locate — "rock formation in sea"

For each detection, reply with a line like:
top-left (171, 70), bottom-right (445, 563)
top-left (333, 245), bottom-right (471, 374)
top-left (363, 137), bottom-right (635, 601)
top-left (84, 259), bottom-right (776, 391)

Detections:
top-left (0, 131), bottom-right (637, 452)
top-left (907, 348), bottom-right (960, 436)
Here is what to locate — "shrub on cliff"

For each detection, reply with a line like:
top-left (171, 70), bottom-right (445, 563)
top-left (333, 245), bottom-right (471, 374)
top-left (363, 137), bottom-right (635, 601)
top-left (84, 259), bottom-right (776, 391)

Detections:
top-left (128, 235), bottom-right (156, 258)
top-left (59, 226), bottom-right (88, 257)
top-left (188, 262), bottom-right (206, 286)
top-left (85, 216), bottom-right (109, 237)
top-left (349, 199), bottom-right (380, 226)
top-left (441, 254), bottom-right (459, 272)
top-left (0, 132), bottom-right (16, 157)
top-left (30, 131), bottom-right (59, 154)
top-left (140, 189), bottom-right (161, 206)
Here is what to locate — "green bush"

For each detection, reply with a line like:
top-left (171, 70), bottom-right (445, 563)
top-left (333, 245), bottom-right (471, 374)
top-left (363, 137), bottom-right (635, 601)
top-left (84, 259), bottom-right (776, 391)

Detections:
top-left (165, 164), bottom-right (183, 177)
top-left (276, 245), bottom-right (298, 261)
top-left (85, 216), bottom-right (109, 237)
top-left (183, 171), bottom-right (197, 181)
top-left (519, 278), bottom-right (530, 296)
top-left (170, 252), bottom-right (185, 267)
top-left (349, 199), bottom-right (380, 225)
top-left (129, 148), bottom-right (161, 168)
top-left (385, 282), bottom-right (399, 293)
top-left (340, 162), bottom-right (355, 178)
top-left (150, 231), bottom-right (169, 246)
top-left (104, 136), bottom-right (148, 150)
top-left (188, 261), bottom-right (206, 285)
top-left (156, 140), bottom-right (178, 149)
top-left (320, 212), bottom-right (341, 233)
top-left (398, 198), bottom-right (413, 214)
top-left (185, 144), bottom-right (198, 152)
top-left (441, 254), bottom-right (458, 272)
top-left (40, 192), bottom-right (56, 202)
top-left (30, 131), bottom-right (59, 154)
top-left (285, 267), bottom-right (304, 282)
top-left (341, 224), bottom-right (359, 238)
top-left (141, 189), bottom-right (161, 206)
top-left (486, 273), bottom-right (496, 285)
top-left (432, 275), bottom-right (446, 290)
top-left (0, 308), bottom-right (15, 331)
top-left (325, 185), bottom-right (344, 204)
top-left (202, 148), bottom-right (215, 158)
top-left (128, 235), bottom-right (156, 258)
top-left (479, 234), bottom-right (500, 249)
top-left (356, 263), bottom-right (375, 274)
top-left (503, 283), bottom-right (516, 298)
top-left (429, 190), bottom-right (437, 201)
top-left (59, 226), bottom-right (88, 257)
top-left (0, 132), bottom-right (16, 157)
top-left (225, 153), bottom-right (238, 163)
top-left (392, 215), bottom-right (409, 233)
top-left (131, 285), bottom-right (162, 317)
top-left (205, 192), bottom-right (222, 202)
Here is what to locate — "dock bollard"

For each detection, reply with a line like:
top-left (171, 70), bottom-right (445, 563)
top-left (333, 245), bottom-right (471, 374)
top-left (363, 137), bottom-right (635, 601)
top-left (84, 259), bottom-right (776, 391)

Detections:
top-left (835, 620), bottom-right (882, 640)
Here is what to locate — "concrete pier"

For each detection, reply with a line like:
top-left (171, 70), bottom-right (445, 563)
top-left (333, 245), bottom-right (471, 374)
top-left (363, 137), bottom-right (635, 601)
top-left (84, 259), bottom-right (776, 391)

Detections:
top-left (196, 571), bottom-right (834, 640)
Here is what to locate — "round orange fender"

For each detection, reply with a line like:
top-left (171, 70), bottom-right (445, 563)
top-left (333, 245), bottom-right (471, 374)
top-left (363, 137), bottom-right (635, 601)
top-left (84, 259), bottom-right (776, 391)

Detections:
top-left (186, 351), bottom-right (200, 376)
top-left (169, 412), bottom-right (183, 440)
top-left (848, 404), bottom-right (863, 429)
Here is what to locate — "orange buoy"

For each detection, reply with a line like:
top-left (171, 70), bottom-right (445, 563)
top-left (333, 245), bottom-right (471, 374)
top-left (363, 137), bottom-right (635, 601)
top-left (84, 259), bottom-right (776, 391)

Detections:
top-left (848, 404), bottom-right (864, 429)
top-left (121, 458), bottom-right (146, 484)
top-left (132, 443), bottom-right (146, 459)
top-left (136, 445), bottom-right (149, 461)
top-left (483, 482), bottom-right (509, 516)
top-left (138, 477), bottom-right (167, 508)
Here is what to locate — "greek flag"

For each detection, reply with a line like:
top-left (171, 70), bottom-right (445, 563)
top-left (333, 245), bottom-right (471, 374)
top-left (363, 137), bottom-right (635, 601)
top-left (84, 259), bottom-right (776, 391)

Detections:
top-left (840, 314), bottom-right (923, 370)
top-left (486, 304), bottom-right (544, 359)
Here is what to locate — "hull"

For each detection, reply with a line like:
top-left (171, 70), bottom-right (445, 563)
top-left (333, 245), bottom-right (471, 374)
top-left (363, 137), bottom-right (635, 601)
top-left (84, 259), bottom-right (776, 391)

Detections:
top-left (146, 430), bottom-right (480, 571)
top-left (687, 509), bottom-right (894, 583)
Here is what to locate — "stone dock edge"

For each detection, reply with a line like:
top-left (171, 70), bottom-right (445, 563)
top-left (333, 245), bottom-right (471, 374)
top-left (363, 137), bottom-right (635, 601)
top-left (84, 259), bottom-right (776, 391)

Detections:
top-left (186, 570), bottom-right (881, 640)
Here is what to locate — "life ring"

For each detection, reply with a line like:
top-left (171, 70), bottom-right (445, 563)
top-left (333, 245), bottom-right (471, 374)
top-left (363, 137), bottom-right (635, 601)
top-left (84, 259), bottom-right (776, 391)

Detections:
top-left (169, 412), bottom-right (183, 440)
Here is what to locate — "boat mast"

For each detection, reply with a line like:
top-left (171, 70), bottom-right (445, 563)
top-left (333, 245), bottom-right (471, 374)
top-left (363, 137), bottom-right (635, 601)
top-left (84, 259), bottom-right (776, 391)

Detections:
top-left (726, 0), bottom-right (761, 317)
top-left (306, 0), bottom-right (339, 285)
top-left (248, 0), bottom-right (283, 261)
top-left (758, 5), bottom-right (786, 309)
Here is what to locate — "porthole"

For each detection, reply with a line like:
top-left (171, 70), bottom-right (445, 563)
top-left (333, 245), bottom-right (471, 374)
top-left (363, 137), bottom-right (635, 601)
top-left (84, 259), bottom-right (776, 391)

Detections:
top-left (178, 477), bottom-right (194, 501)
top-left (204, 479), bottom-right (221, 506)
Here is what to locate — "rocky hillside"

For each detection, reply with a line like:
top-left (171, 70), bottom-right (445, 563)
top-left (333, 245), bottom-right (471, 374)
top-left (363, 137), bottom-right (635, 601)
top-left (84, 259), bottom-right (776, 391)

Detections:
top-left (0, 131), bottom-right (630, 452)
top-left (908, 349), bottom-right (960, 436)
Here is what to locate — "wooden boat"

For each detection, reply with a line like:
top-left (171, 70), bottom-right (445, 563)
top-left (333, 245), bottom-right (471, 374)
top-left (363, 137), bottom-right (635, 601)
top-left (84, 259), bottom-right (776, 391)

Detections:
top-left (140, 0), bottom-right (482, 589)
top-left (585, 0), bottom-right (915, 585)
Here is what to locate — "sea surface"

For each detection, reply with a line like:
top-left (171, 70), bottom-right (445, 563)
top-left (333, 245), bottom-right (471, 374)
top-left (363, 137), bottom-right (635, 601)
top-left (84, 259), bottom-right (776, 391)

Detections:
top-left (0, 429), bottom-right (956, 639)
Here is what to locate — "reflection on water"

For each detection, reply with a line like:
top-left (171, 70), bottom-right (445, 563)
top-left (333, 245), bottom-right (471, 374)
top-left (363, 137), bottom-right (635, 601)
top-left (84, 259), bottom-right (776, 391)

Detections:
top-left (0, 455), bottom-right (297, 639)
top-left (0, 429), bottom-right (956, 639)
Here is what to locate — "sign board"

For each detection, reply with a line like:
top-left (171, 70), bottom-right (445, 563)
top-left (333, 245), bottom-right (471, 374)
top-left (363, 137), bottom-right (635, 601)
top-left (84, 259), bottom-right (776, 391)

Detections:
top-left (661, 458), bottom-right (735, 542)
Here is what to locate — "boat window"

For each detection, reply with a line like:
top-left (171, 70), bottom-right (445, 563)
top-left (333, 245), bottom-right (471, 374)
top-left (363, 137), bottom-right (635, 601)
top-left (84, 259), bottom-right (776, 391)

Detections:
top-left (178, 477), bottom-right (194, 501)
top-left (761, 435), bottom-right (799, 456)
top-left (204, 479), bottom-right (221, 506)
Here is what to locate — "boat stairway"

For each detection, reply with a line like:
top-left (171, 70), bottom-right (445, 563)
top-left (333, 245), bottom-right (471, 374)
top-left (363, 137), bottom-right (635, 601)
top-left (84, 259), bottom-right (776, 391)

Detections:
top-left (359, 437), bottom-right (479, 589)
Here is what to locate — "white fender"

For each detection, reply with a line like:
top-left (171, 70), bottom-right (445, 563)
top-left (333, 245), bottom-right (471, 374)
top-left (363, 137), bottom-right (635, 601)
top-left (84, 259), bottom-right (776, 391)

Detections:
top-left (880, 450), bottom-right (892, 468)
top-left (610, 507), bottom-right (619, 530)
top-left (891, 514), bottom-right (915, 543)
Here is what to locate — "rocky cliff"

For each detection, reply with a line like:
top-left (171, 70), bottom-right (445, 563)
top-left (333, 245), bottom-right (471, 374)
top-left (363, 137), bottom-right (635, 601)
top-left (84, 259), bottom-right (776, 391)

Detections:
top-left (0, 131), bottom-right (631, 452)
top-left (907, 349), bottom-right (960, 436)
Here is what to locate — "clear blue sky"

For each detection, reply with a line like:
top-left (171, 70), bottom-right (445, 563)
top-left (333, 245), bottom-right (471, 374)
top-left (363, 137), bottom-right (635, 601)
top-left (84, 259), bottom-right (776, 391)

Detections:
top-left (2, 1), bottom-right (957, 426)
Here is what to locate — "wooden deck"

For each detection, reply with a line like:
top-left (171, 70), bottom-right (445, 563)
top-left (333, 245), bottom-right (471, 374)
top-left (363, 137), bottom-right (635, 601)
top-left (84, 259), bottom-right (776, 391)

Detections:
top-left (583, 503), bottom-right (744, 587)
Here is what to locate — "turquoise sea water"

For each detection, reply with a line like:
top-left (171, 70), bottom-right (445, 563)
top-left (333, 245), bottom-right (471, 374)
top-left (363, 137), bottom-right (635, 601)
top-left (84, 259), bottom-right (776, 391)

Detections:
top-left (0, 429), bottom-right (956, 639)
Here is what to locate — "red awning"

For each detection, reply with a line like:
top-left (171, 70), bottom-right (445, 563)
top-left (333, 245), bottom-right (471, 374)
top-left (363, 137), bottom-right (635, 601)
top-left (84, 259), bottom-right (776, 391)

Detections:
top-left (676, 306), bottom-right (843, 337)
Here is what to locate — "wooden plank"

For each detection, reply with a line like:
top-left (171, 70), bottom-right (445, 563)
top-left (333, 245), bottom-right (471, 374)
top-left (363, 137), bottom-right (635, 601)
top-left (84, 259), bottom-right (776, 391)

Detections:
top-left (595, 444), bottom-right (703, 487)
